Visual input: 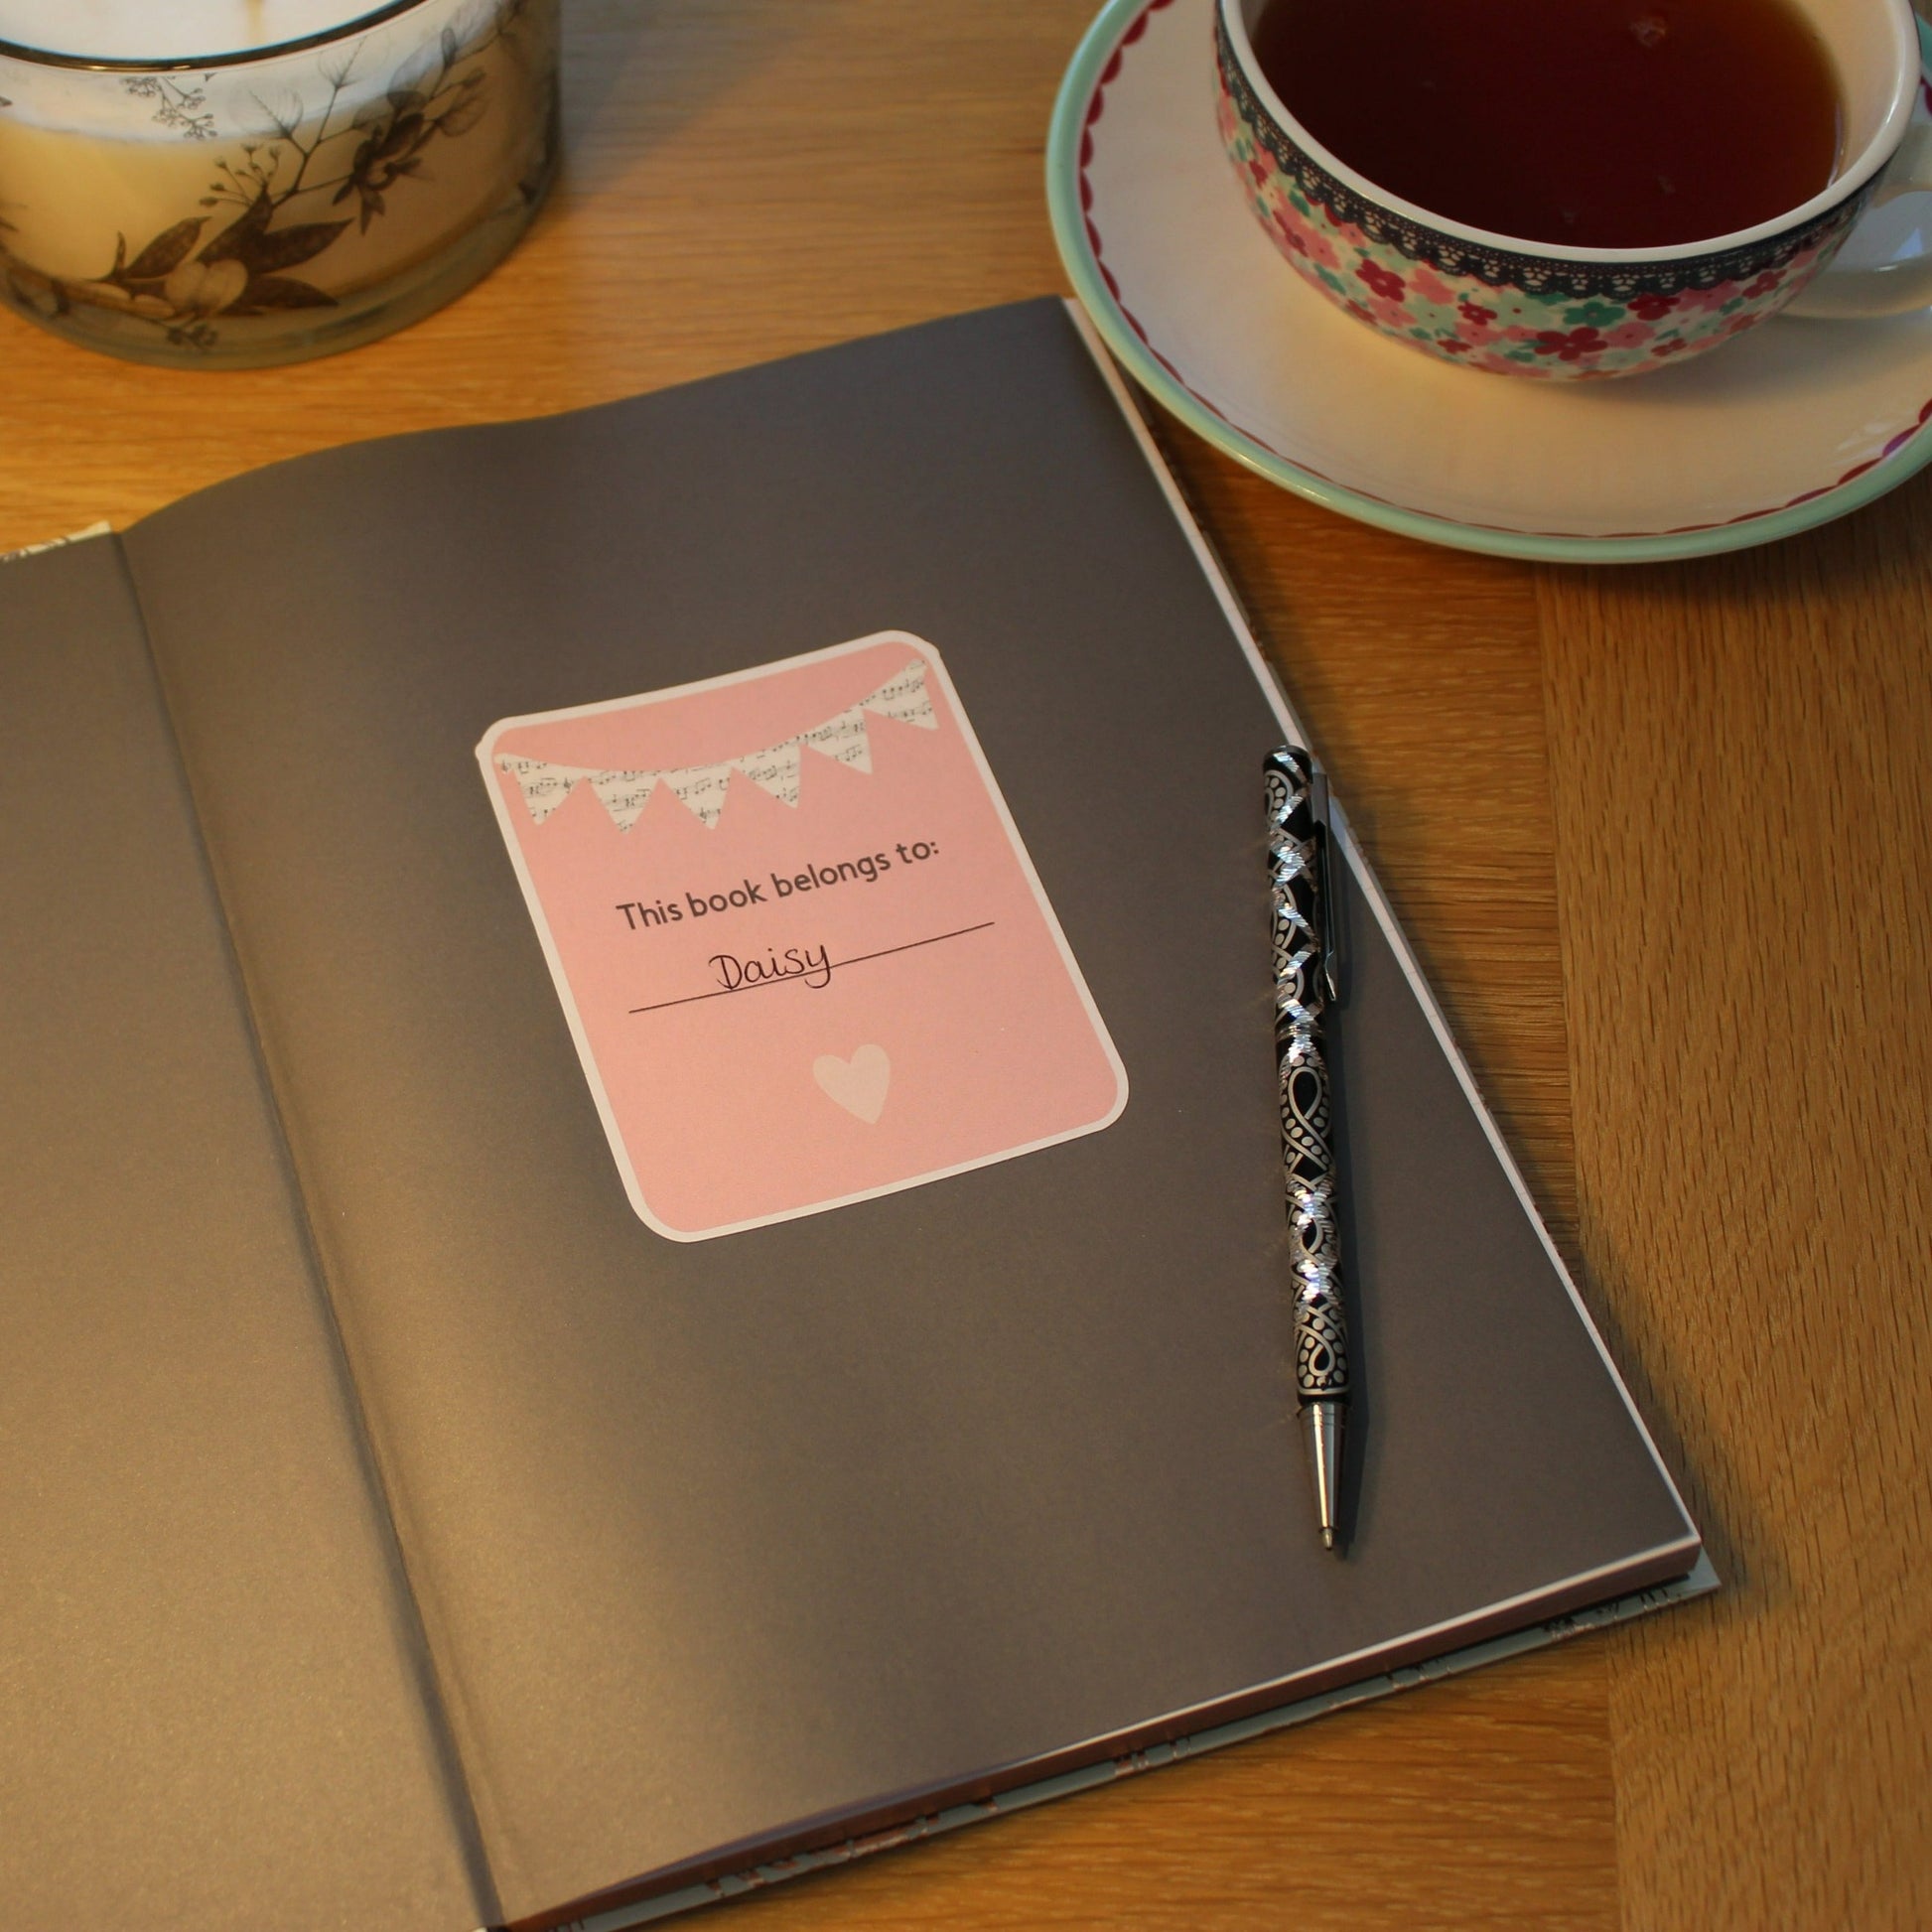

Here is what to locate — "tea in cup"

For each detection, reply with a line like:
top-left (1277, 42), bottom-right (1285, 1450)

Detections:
top-left (1216, 0), bottom-right (1932, 377)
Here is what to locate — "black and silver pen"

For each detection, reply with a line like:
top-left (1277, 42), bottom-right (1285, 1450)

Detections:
top-left (1264, 746), bottom-right (1349, 1551)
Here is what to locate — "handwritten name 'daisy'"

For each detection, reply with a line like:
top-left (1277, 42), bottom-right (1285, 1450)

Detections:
top-left (709, 944), bottom-right (833, 992)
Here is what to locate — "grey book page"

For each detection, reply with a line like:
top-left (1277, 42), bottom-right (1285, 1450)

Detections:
top-left (122, 300), bottom-right (1697, 1923)
top-left (0, 535), bottom-right (494, 1932)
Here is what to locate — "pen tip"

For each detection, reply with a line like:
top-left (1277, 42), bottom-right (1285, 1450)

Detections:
top-left (1320, 1526), bottom-right (1335, 1551)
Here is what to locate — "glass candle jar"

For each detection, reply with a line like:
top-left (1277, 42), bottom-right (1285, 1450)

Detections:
top-left (0, 0), bottom-right (558, 367)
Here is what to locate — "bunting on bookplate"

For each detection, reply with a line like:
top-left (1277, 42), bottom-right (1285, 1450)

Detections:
top-left (496, 660), bottom-right (938, 832)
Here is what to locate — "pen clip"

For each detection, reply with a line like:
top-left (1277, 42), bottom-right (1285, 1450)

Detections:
top-left (1309, 764), bottom-right (1340, 1006)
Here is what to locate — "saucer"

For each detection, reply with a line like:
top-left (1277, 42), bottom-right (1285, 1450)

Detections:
top-left (1046, 0), bottom-right (1932, 561)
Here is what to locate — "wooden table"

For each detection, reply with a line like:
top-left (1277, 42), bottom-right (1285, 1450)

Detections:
top-left (5, 4), bottom-right (1927, 1926)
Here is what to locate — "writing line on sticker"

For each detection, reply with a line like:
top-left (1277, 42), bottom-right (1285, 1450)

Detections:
top-left (627, 922), bottom-right (997, 1016)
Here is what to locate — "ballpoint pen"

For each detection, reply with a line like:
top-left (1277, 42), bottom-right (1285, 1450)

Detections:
top-left (1264, 745), bottom-right (1349, 1551)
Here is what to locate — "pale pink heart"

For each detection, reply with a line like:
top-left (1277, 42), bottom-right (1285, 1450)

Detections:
top-left (813, 1045), bottom-right (891, 1124)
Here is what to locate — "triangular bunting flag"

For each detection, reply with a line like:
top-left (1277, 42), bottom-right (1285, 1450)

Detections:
top-left (663, 761), bottom-right (735, 828)
top-left (589, 768), bottom-right (657, 832)
top-left (798, 705), bottom-right (873, 773)
top-left (862, 660), bottom-right (938, 731)
top-left (733, 739), bottom-right (802, 807)
top-left (498, 755), bottom-right (590, 824)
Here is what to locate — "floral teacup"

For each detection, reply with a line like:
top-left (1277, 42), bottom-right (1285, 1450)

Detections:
top-left (1215, 0), bottom-right (1932, 379)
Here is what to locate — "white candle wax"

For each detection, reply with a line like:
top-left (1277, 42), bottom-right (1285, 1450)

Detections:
top-left (0, 0), bottom-right (555, 360)
top-left (0, 3), bottom-right (395, 62)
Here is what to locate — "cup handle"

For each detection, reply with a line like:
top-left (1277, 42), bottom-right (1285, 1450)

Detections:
top-left (1786, 76), bottom-right (1932, 318)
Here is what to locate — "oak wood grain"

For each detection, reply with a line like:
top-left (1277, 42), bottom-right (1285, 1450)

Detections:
top-left (9, 1), bottom-right (1923, 1926)
top-left (1538, 485), bottom-right (1932, 1931)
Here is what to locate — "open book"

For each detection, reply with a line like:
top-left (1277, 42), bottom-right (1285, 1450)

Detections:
top-left (0, 300), bottom-right (1704, 1932)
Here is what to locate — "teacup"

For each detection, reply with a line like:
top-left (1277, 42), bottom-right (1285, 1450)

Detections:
top-left (1215, 0), bottom-right (1932, 378)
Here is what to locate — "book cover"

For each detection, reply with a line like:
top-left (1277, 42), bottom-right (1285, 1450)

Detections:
top-left (0, 300), bottom-right (1701, 1932)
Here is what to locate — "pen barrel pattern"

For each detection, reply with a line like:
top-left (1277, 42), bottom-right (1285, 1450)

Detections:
top-left (1265, 750), bottom-right (1349, 1404)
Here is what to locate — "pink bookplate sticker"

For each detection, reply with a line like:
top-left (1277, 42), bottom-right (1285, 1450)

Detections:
top-left (478, 632), bottom-right (1129, 1239)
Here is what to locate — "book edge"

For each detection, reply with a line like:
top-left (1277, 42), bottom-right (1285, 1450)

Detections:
top-left (548, 1555), bottom-right (1720, 1932)
top-left (0, 520), bottom-right (114, 562)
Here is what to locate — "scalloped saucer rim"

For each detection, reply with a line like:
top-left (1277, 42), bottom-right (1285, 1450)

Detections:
top-left (1045, 0), bottom-right (1932, 562)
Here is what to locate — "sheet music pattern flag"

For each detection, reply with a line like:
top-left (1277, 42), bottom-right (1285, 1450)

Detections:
top-left (496, 660), bottom-right (938, 831)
